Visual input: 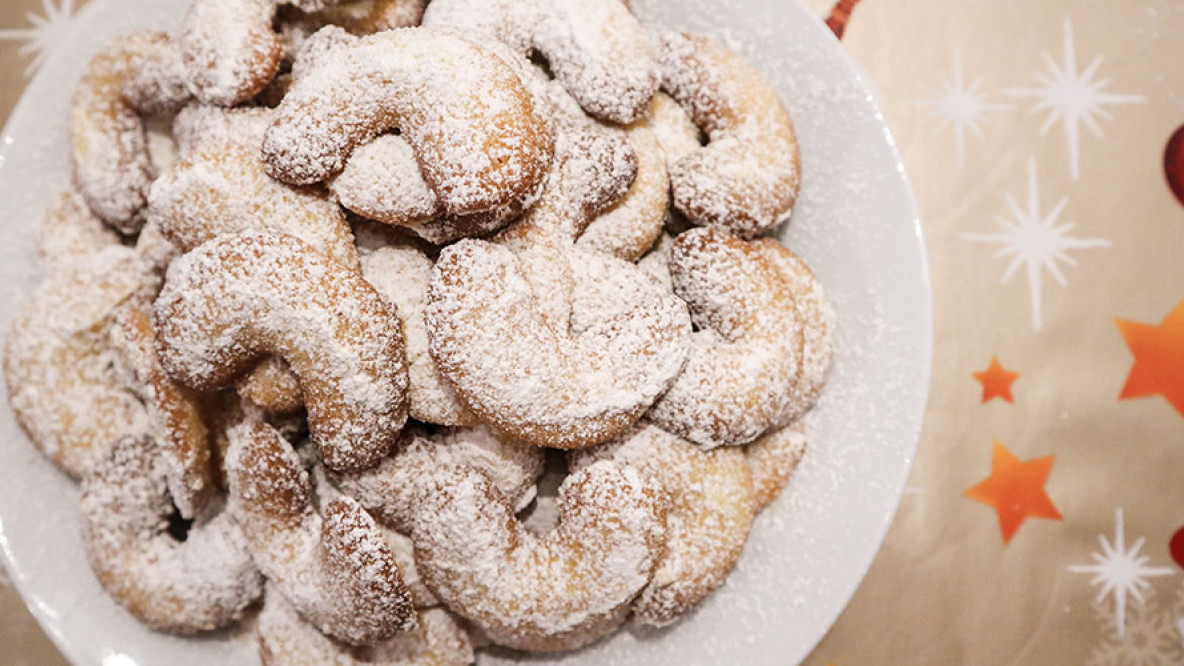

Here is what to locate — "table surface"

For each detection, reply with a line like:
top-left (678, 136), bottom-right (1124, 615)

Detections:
top-left (2, 1), bottom-right (1183, 664)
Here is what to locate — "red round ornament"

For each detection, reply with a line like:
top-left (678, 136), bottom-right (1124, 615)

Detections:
top-left (1169, 526), bottom-right (1184, 570)
top-left (1163, 124), bottom-right (1184, 208)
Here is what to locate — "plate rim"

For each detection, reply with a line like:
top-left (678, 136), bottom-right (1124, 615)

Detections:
top-left (783, 12), bottom-right (933, 662)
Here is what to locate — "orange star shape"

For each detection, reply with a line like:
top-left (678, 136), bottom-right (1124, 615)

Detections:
top-left (973, 356), bottom-right (1020, 404)
top-left (1116, 299), bottom-right (1184, 418)
top-left (965, 441), bottom-right (1061, 544)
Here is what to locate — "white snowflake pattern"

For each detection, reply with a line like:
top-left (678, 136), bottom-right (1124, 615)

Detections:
top-left (1087, 593), bottom-right (1182, 666)
top-left (962, 157), bottom-right (1110, 331)
top-left (1071, 509), bottom-right (1175, 638)
top-left (1007, 17), bottom-right (1146, 181)
top-left (913, 51), bottom-right (1011, 166)
top-left (0, 0), bottom-right (78, 77)
top-left (1169, 581), bottom-right (1184, 659)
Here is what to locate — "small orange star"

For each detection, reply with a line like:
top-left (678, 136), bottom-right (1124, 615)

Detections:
top-left (973, 356), bottom-right (1020, 404)
top-left (1117, 299), bottom-right (1184, 418)
top-left (965, 441), bottom-right (1061, 544)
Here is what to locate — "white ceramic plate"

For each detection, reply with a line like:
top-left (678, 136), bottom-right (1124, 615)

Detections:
top-left (0, 0), bottom-right (931, 664)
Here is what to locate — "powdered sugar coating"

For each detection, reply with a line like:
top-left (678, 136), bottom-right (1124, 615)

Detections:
top-left (435, 426), bottom-right (544, 511)
top-left (145, 115), bottom-right (181, 175)
top-left (636, 231), bottom-right (674, 290)
top-left (570, 421), bottom-right (755, 626)
top-left (109, 302), bottom-right (214, 519)
top-left (382, 529), bottom-right (441, 610)
top-left (180, 0), bottom-right (284, 105)
top-left (410, 461), bottom-right (667, 651)
top-left (153, 231), bottom-right (408, 472)
top-left (79, 434), bottom-right (263, 633)
top-left (330, 130), bottom-right (547, 245)
top-left (494, 120), bottom-right (637, 252)
top-left (426, 241), bottom-right (689, 449)
top-left (162, 103), bottom-right (356, 413)
top-left (3, 247), bottom-right (151, 478)
top-left (332, 426), bottom-right (543, 533)
top-left (329, 55), bottom-right (574, 245)
top-left (237, 357), bottom-right (306, 415)
top-left (488, 114), bottom-right (637, 339)
top-left (135, 216), bottom-right (181, 275)
top-left (277, 0), bottom-right (428, 66)
top-left (316, 38), bottom-right (552, 243)
top-left (330, 134), bottom-right (439, 230)
top-left (643, 91), bottom-right (701, 168)
top-left (745, 417), bottom-right (807, 512)
top-left (226, 420), bottom-right (416, 645)
top-left (171, 103), bottom-right (272, 155)
top-left (577, 123), bottom-right (669, 261)
top-left (310, 459), bottom-right (441, 609)
top-left (38, 189), bottom-right (122, 270)
top-left (360, 246), bottom-right (477, 425)
top-left (646, 227), bottom-right (803, 449)
top-left (641, 232), bottom-right (831, 441)
top-left (288, 0), bottom-right (346, 13)
top-left (656, 32), bottom-right (801, 238)
top-left (148, 106), bottom-right (360, 270)
top-left (755, 238), bottom-right (836, 425)
top-left (299, 0), bottom-right (423, 31)
top-left (71, 31), bottom-right (190, 232)
top-left (262, 26), bottom-right (553, 222)
top-left (257, 584), bottom-right (474, 666)
top-left (422, 0), bottom-right (658, 124)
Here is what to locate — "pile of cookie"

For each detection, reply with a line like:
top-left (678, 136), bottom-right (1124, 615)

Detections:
top-left (3, 0), bottom-right (835, 661)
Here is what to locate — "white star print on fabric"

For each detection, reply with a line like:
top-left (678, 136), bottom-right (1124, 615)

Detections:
top-left (963, 157), bottom-right (1110, 332)
top-left (1070, 509), bottom-right (1174, 638)
top-left (914, 51), bottom-right (1011, 167)
top-left (1007, 17), bottom-right (1146, 181)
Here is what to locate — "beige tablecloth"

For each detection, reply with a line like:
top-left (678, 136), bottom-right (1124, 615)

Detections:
top-left (3, 1), bottom-right (1184, 664)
